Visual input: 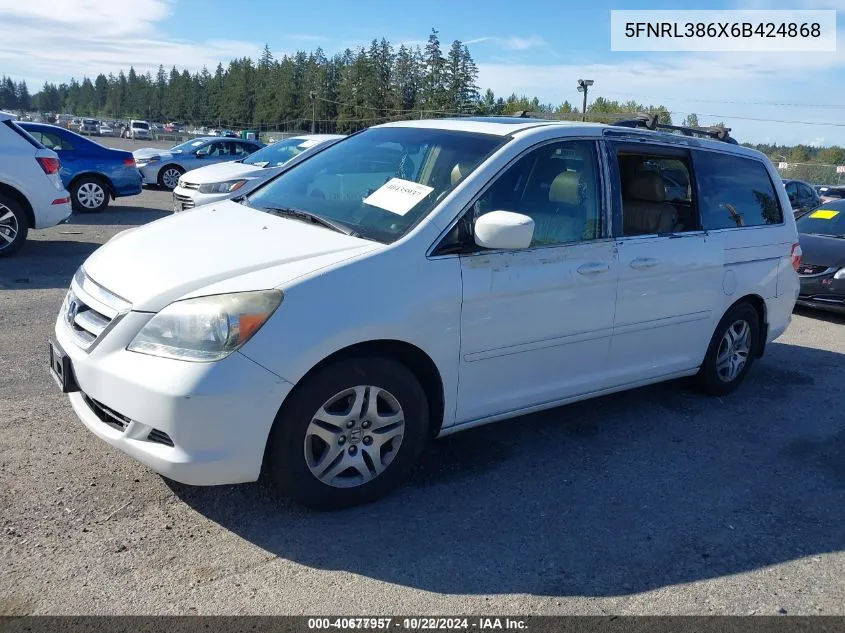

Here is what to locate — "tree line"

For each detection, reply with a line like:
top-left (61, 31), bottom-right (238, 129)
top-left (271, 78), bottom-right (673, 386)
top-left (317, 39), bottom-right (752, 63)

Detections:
top-left (10, 29), bottom-right (679, 134)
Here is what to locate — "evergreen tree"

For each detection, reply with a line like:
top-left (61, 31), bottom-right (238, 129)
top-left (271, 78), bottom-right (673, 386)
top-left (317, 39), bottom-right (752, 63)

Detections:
top-left (420, 28), bottom-right (447, 114)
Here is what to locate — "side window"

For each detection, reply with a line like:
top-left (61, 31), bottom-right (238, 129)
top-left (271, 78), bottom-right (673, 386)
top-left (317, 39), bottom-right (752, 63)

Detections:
top-left (785, 182), bottom-right (798, 198)
top-left (473, 140), bottom-right (602, 247)
top-left (799, 184), bottom-right (816, 206)
top-left (617, 150), bottom-right (697, 236)
top-left (38, 131), bottom-right (64, 151)
top-left (695, 152), bottom-right (784, 229)
top-left (205, 142), bottom-right (227, 156)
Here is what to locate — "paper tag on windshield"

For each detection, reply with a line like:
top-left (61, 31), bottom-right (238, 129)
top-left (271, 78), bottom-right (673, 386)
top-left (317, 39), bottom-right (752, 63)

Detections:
top-left (809, 209), bottom-right (840, 219)
top-left (363, 178), bottom-right (434, 216)
top-left (298, 139), bottom-right (320, 149)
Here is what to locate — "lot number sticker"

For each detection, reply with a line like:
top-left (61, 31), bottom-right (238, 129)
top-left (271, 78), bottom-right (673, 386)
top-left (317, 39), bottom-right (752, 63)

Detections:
top-left (809, 209), bottom-right (840, 219)
top-left (363, 178), bottom-right (434, 216)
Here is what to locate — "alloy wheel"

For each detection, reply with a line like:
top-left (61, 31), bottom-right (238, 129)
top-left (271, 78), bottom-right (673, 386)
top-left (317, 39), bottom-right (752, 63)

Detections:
top-left (161, 168), bottom-right (181, 189)
top-left (716, 319), bottom-right (751, 383)
top-left (0, 203), bottom-right (19, 250)
top-left (304, 385), bottom-right (405, 488)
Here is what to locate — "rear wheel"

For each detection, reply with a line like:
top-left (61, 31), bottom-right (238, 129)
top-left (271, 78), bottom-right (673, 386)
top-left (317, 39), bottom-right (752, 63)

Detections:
top-left (71, 177), bottom-right (109, 213)
top-left (697, 302), bottom-right (760, 396)
top-left (0, 194), bottom-right (28, 257)
top-left (158, 165), bottom-right (183, 191)
top-left (265, 357), bottom-right (429, 510)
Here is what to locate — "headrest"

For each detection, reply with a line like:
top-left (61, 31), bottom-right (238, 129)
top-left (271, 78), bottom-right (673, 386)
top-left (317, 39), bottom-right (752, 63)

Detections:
top-left (627, 171), bottom-right (666, 203)
top-left (451, 163), bottom-right (470, 186)
top-left (549, 171), bottom-right (580, 205)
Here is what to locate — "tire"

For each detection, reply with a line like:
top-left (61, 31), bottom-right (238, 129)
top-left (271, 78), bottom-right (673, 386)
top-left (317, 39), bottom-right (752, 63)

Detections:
top-left (70, 177), bottom-right (109, 213)
top-left (265, 356), bottom-right (430, 510)
top-left (0, 194), bottom-right (28, 257)
top-left (157, 165), bottom-right (183, 191)
top-left (697, 302), bottom-right (760, 396)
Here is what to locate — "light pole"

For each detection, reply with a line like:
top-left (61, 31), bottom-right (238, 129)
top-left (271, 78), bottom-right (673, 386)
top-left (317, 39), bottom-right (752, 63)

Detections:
top-left (309, 91), bottom-right (316, 134)
top-left (577, 79), bottom-right (593, 122)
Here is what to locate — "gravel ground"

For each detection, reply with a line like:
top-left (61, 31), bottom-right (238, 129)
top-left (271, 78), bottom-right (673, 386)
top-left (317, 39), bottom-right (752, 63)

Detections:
top-left (1, 139), bottom-right (844, 615)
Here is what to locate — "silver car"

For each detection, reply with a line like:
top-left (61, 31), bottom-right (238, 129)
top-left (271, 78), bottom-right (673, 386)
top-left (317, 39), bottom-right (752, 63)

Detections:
top-left (133, 137), bottom-right (265, 190)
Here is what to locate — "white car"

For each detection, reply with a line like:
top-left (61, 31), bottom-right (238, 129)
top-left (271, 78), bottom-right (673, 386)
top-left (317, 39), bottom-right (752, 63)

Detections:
top-left (172, 134), bottom-right (344, 212)
top-left (0, 111), bottom-right (72, 256)
top-left (98, 123), bottom-right (114, 137)
top-left (124, 120), bottom-right (151, 140)
top-left (51, 117), bottom-right (800, 509)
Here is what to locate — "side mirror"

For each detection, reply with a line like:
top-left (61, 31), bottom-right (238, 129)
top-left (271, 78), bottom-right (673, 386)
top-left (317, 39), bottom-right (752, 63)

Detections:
top-left (474, 211), bottom-right (534, 250)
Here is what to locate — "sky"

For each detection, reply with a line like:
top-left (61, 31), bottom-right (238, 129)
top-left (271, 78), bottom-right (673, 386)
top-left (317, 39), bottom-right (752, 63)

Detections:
top-left (1, 0), bottom-right (844, 146)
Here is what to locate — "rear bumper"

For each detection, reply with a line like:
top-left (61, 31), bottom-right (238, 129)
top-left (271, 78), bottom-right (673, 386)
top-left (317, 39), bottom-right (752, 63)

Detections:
top-left (34, 193), bottom-right (72, 229)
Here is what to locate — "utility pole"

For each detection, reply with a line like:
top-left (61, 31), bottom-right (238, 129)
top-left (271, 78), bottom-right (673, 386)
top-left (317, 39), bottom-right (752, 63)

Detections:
top-left (577, 79), bottom-right (594, 122)
top-left (309, 91), bottom-right (316, 134)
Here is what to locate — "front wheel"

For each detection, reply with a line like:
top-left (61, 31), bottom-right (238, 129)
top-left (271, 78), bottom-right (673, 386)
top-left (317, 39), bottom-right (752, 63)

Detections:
top-left (157, 166), bottom-right (183, 190)
top-left (265, 357), bottom-right (429, 510)
top-left (697, 302), bottom-right (760, 396)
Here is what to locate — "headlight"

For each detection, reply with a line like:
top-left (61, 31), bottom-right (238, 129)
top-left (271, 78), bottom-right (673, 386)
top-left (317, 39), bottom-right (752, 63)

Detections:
top-left (127, 290), bottom-right (283, 362)
top-left (137, 156), bottom-right (159, 166)
top-left (834, 267), bottom-right (845, 280)
top-left (198, 179), bottom-right (248, 194)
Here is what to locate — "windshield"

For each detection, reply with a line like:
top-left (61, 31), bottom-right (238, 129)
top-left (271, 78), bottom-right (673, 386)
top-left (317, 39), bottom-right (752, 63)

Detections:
top-left (132, 122), bottom-right (149, 130)
top-left (796, 205), bottom-right (845, 236)
top-left (246, 127), bottom-right (505, 243)
top-left (243, 137), bottom-right (322, 167)
top-left (170, 139), bottom-right (207, 153)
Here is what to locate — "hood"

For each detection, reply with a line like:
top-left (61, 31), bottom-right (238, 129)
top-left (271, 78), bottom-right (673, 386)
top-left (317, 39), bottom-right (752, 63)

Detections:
top-left (133, 148), bottom-right (173, 161)
top-left (798, 232), bottom-right (845, 268)
top-left (180, 161), bottom-right (264, 185)
top-left (82, 200), bottom-right (379, 311)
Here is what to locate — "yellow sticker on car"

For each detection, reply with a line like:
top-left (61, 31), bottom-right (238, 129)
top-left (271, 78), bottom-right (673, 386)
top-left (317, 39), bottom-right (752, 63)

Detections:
top-left (809, 209), bottom-right (840, 219)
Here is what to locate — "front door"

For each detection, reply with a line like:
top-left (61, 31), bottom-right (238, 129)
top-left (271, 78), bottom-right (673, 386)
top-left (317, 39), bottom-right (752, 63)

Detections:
top-left (456, 139), bottom-right (619, 423)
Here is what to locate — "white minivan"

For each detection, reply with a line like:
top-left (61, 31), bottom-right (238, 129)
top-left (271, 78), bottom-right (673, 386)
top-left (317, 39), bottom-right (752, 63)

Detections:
top-left (51, 117), bottom-right (801, 509)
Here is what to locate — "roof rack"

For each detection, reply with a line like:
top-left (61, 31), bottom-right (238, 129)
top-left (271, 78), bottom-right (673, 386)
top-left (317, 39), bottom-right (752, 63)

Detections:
top-left (611, 113), bottom-right (737, 144)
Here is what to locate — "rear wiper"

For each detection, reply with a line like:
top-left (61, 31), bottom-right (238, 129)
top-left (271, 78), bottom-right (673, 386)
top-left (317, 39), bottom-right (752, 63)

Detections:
top-left (262, 206), bottom-right (359, 237)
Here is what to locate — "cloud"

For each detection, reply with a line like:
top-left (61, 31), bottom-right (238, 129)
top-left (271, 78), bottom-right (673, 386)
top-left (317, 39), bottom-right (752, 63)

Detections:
top-left (0, 0), bottom-right (260, 84)
top-left (465, 35), bottom-right (548, 51)
top-left (477, 43), bottom-right (845, 144)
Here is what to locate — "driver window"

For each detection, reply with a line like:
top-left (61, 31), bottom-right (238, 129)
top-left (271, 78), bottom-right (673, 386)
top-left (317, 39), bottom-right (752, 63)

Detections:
top-left (473, 140), bottom-right (602, 247)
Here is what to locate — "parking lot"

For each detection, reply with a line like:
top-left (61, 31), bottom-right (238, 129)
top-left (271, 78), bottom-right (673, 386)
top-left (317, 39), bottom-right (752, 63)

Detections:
top-left (1, 135), bottom-right (844, 615)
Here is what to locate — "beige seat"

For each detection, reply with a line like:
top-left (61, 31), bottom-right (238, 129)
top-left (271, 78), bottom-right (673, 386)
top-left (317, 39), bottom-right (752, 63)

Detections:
top-left (530, 171), bottom-right (585, 245)
top-left (451, 162), bottom-right (470, 186)
top-left (623, 171), bottom-right (678, 235)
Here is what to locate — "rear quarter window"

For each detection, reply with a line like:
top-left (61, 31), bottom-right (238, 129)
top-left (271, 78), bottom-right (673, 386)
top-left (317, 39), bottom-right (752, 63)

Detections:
top-left (694, 151), bottom-right (784, 229)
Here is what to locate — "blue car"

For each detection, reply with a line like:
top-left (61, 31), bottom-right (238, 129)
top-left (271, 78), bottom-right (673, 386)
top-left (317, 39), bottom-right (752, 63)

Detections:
top-left (18, 122), bottom-right (142, 212)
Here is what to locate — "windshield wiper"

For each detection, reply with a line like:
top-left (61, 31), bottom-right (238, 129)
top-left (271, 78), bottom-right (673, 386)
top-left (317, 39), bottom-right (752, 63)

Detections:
top-left (261, 206), bottom-right (359, 237)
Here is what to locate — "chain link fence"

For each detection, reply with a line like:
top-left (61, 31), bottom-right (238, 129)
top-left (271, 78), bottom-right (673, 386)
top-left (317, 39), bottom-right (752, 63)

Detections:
top-left (775, 162), bottom-right (845, 186)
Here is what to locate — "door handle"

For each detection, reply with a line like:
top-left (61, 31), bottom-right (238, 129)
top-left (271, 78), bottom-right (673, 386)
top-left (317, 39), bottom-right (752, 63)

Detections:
top-left (630, 257), bottom-right (660, 270)
top-left (577, 262), bottom-right (610, 276)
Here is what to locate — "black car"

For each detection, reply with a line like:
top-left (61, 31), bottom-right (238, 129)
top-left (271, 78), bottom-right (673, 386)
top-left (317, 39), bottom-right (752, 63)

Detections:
top-left (818, 184), bottom-right (845, 204)
top-left (795, 199), bottom-right (845, 314)
top-left (782, 179), bottom-right (820, 217)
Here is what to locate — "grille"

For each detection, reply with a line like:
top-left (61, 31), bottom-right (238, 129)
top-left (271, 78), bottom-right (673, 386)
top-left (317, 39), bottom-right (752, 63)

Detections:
top-left (173, 192), bottom-right (195, 209)
top-left (147, 429), bottom-right (174, 447)
top-left (64, 269), bottom-right (130, 350)
top-left (798, 263), bottom-right (832, 276)
top-left (82, 394), bottom-right (131, 432)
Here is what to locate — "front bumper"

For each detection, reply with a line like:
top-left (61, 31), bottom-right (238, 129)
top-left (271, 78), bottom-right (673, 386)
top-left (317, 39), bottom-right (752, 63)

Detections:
top-left (797, 274), bottom-right (845, 314)
top-left (172, 186), bottom-right (230, 212)
top-left (137, 164), bottom-right (161, 186)
top-left (54, 289), bottom-right (293, 485)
